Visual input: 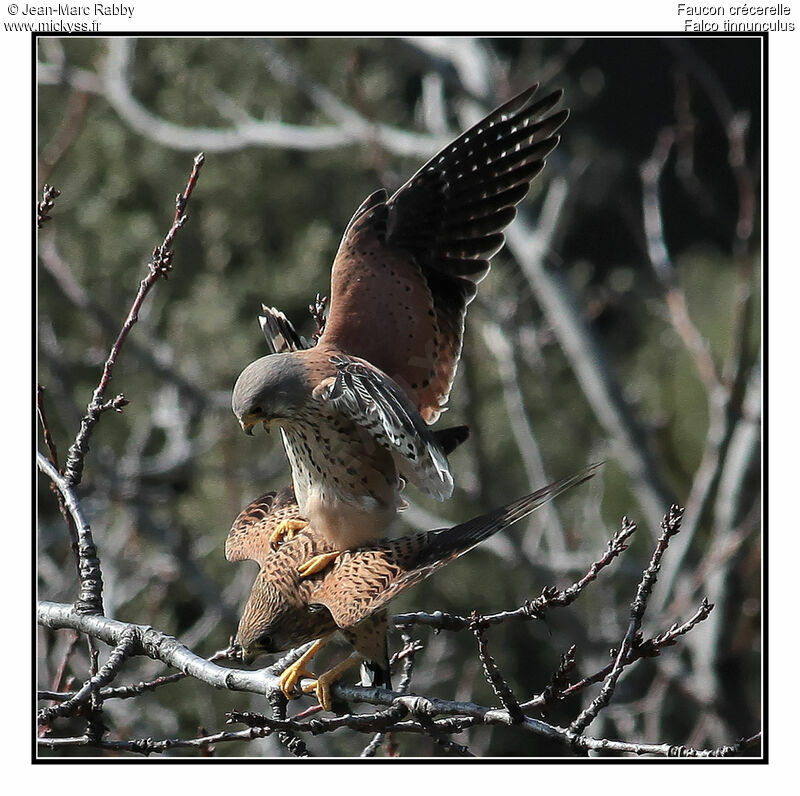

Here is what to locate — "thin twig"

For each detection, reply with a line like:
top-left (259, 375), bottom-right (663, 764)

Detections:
top-left (36, 385), bottom-right (61, 468)
top-left (84, 637), bottom-right (105, 743)
top-left (39, 725), bottom-right (759, 758)
top-left (38, 630), bottom-right (81, 737)
top-left (38, 628), bottom-right (137, 724)
top-left (470, 614), bottom-right (524, 724)
top-left (569, 506), bottom-right (684, 736)
top-left (361, 632), bottom-right (421, 757)
top-left (40, 646), bottom-right (239, 703)
top-left (267, 691), bottom-right (311, 757)
top-left (522, 598), bottom-right (713, 710)
top-left (61, 152), bottom-right (204, 488)
top-left (394, 516), bottom-right (636, 632)
top-left (37, 184), bottom-right (61, 228)
top-left (535, 645), bottom-right (578, 709)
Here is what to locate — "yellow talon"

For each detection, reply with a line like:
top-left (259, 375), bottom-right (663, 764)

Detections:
top-left (277, 637), bottom-right (329, 699)
top-left (269, 518), bottom-right (308, 549)
top-left (298, 551), bottom-right (341, 579)
top-left (301, 653), bottom-right (362, 711)
top-left (278, 661), bottom-right (316, 700)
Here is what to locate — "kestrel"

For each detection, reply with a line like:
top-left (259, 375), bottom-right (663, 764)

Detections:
top-left (227, 464), bottom-right (599, 711)
top-left (232, 83), bottom-right (569, 574)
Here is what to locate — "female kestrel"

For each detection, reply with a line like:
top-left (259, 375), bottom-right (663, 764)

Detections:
top-left (226, 464), bottom-right (599, 711)
top-left (232, 83), bottom-right (569, 574)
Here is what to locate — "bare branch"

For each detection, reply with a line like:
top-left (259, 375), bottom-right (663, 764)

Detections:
top-left (470, 614), bottom-right (524, 723)
top-left (36, 385), bottom-right (83, 578)
top-left (38, 580), bottom-right (753, 759)
top-left (37, 455), bottom-right (104, 615)
top-left (569, 506), bottom-right (685, 736)
top-left (394, 515), bottom-right (636, 631)
top-left (38, 628), bottom-right (137, 724)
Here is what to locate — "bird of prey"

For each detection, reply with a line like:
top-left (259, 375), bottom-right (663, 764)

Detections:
top-left (226, 463), bottom-right (599, 711)
top-left (232, 83), bottom-right (569, 576)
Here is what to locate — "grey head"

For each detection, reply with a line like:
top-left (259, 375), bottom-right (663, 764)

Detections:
top-left (231, 352), bottom-right (310, 435)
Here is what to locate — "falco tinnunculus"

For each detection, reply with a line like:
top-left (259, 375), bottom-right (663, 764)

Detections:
top-left (232, 84), bottom-right (569, 576)
top-left (227, 464), bottom-right (598, 711)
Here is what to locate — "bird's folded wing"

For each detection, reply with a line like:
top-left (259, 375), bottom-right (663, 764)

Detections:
top-left (320, 84), bottom-right (569, 422)
top-left (225, 487), bottom-right (303, 563)
top-left (309, 542), bottom-right (428, 630)
top-left (314, 354), bottom-right (454, 500)
top-left (311, 463), bottom-right (602, 628)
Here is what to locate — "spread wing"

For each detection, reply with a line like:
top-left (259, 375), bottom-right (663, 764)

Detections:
top-left (311, 464), bottom-right (601, 628)
top-left (320, 84), bottom-right (569, 422)
top-left (314, 354), bottom-right (453, 500)
top-left (225, 486), bottom-right (303, 564)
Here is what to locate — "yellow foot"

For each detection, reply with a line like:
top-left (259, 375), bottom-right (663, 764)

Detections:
top-left (301, 678), bottom-right (330, 712)
top-left (277, 637), bottom-right (329, 700)
top-left (278, 660), bottom-right (317, 701)
top-left (298, 551), bottom-right (341, 579)
top-left (301, 654), bottom-right (361, 711)
top-left (269, 518), bottom-right (308, 549)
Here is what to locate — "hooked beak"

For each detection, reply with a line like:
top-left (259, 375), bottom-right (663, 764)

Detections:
top-left (239, 418), bottom-right (271, 436)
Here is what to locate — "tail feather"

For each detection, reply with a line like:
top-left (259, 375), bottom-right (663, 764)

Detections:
top-left (309, 463), bottom-right (602, 631)
top-left (416, 462), bottom-right (603, 569)
top-left (360, 650), bottom-right (392, 691)
top-left (431, 424), bottom-right (470, 456)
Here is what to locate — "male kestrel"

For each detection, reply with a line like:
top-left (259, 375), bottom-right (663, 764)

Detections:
top-left (232, 83), bottom-right (569, 574)
top-left (227, 464), bottom-right (599, 711)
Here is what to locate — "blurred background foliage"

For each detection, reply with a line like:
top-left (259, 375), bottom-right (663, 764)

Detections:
top-left (37, 36), bottom-right (761, 757)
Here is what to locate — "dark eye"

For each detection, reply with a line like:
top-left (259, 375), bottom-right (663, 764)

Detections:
top-left (256, 634), bottom-right (272, 651)
top-left (252, 406), bottom-right (263, 415)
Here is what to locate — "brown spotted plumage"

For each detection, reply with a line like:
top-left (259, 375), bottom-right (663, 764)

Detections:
top-left (232, 83), bottom-right (569, 561)
top-left (228, 463), bottom-right (599, 710)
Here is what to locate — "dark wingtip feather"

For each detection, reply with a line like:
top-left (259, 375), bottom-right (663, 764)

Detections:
top-left (259, 306), bottom-right (308, 354)
top-left (419, 462), bottom-right (603, 565)
top-left (498, 83), bottom-right (540, 115)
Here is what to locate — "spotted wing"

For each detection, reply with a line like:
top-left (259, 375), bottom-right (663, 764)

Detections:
top-left (315, 354), bottom-right (453, 500)
top-left (225, 486), bottom-right (303, 564)
top-left (320, 84), bottom-right (569, 422)
top-left (311, 464), bottom-right (601, 628)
